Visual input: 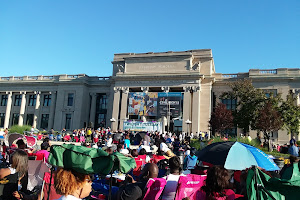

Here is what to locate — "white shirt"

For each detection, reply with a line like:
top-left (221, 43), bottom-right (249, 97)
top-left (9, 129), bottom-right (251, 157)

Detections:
top-left (106, 138), bottom-right (112, 147)
top-left (160, 142), bottom-right (170, 153)
top-left (56, 195), bottom-right (81, 200)
top-left (161, 174), bottom-right (185, 200)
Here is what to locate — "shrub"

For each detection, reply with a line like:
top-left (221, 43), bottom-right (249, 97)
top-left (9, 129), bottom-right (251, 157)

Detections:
top-left (9, 125), bottom-right (32, 134)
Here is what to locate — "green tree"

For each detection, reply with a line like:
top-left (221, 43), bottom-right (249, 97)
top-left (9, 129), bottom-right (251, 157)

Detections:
top-left (279, 92), bottom-right (300, 135)
top-left (255, 101), bottom-right (283, 151)
top-left (209, 103), bottom-right (234, 136)
top-left (221, 79), bottom-right (266, 133)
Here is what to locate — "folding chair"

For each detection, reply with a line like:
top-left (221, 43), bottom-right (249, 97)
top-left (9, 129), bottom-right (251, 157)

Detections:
top-left (133, 159), bottom-right (143, 176)
top-left (174, 174), bottom-right (206, 200)
top-left (143, 178), bottom-right (167, 200)
top-left (40, 172), bottom-right (61, 200)
top-left (0, 172), bottom-right (19, 200)
top-left (28, 160), bottom-right (49, 191)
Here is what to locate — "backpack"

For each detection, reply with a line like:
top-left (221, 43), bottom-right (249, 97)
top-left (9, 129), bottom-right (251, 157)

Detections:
top-left (174, 174), bottom-right (206, 200)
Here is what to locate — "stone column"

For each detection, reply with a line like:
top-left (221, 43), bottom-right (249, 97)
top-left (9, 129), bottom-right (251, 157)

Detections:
top-left (48, 91), bottom-right (57, 129)
top-left (89, 93), bottom-right (97, 128)
top-left (4, 92), bottom-right (12, 129)
top-left (182, 86), bottom-right (192, 133)
top-left (111, 87), bottom-right (121, 132)
top-left (119, 87), bottom-right (129, 131)
top-left (33, 91), bottom-right (41, 128)
top-left (192, 86), bottom-right (201, 134)
top-left (161, 87), bottom-right (170, 133)
top-left (18, 91), bottom-right (27, 126)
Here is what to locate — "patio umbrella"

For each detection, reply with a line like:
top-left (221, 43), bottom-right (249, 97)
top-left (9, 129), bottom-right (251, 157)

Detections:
top-left (197, 141), bottom-right (279, 171)
top-left (25, 136), bottom-right (37, 148)
top-left (5, 133), bottom-right (26, 147)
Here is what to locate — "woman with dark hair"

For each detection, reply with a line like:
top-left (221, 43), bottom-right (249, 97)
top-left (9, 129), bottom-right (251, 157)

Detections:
top-left (198, 166), bottom-right (235, 200)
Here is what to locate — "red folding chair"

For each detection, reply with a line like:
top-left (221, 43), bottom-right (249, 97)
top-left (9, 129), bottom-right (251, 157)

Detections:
top-left (40, 172), bottom-right (61, 200)
top-left (133, 159), bottom-right (143, 176)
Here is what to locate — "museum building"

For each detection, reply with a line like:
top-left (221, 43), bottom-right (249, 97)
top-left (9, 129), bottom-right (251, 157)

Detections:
top-left (0, 49), bottom-right (299, 144)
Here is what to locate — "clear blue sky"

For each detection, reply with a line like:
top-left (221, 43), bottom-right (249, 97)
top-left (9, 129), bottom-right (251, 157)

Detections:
top-left (1, 1), bottom-right (299, 77)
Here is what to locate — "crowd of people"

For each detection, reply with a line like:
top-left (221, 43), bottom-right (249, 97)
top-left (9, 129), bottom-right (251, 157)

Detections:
top-left (0, 127), bottom-right (298, 200)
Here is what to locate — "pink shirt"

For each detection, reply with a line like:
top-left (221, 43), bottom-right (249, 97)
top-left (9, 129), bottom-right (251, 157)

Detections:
top-left (35, 150), bottom-right (50, 162)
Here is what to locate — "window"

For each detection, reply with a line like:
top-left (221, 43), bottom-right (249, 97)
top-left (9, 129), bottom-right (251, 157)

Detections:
top-left (98, 95), bottom-right (107, 110)
top-left (41, 114), bottom-right (49, 129)
top-left (1, 95), bottom-right (8, 106)
top-left (12, 113), bottom-right (19, 125)
top-left (26, 114), bottom-right (34, 126)
top-left (28, 95), bottom-right (36, 106)
top-left (221, 98), bottom-right (237, 110)
top-left (67, 93), bottom-right (74, 106)
top-left (14, 95), bottom-right (22, 106)
top-left (96, 113), bottom-right (106, 128)
top-left (65, 114), bottom-right (72, 130)
top-left (43, 94), bottom-right (51, 106)
top-left (0, 113), bottom-right (5, 127)
top-left (95, 94), bottom-right (107, 128)
top-left (263, 89), bottom-right (277, 98)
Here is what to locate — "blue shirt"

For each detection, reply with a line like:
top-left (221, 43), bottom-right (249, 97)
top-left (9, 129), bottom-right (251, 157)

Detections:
top-left (124, 139), bottom-right (130, 149)
top-left (289, 145), bottom-right (299, 157)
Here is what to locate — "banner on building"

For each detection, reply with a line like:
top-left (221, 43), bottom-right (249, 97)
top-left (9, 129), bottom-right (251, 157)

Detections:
top-left (123, 121), bottom-right (162, 132)
top-left (128, 92), bottom-right (158, 116)
top-left (157, 92), bottom-right (182, 118)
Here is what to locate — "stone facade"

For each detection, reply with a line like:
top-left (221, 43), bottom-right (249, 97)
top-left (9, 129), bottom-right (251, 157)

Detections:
top-left (0, 49), bottom-right (299, 144)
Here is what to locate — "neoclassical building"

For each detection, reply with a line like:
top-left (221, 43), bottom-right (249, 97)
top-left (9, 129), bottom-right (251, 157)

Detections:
top-left (0, 49), bottom-right (299, 144)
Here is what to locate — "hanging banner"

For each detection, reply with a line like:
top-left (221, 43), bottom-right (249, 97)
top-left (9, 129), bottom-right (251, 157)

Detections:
top-left (123, 121), bottom-right (162, 132)
top-left (158, 92), bottom-right (182, 118)
top-left (128, 92), bottom-right (158, 116)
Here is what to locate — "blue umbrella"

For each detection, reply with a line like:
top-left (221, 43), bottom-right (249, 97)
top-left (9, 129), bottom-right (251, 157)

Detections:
top-left (197, 141), bottom-right (279, 171)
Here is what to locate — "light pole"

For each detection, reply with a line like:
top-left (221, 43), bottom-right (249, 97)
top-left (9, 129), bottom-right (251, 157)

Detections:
top-left (185, 119), bottom-right (192, 135)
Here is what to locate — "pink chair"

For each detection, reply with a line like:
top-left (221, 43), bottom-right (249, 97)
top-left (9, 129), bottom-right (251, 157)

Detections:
top-left (174, 174), bottom-right (206, 200)
top-left (143, 178), bottom-right (167, 200)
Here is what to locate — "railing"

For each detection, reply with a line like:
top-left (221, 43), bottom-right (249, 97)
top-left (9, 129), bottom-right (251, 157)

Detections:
top-left (28, 76), bottom-right (38, 80)
top-left (1, 77), bottom-right (9, 81)
top-left (43, 76), bottom-right (54, 80)
top-left (259, 70), bottom-right (277, 74)
top-left (0, 74), bottom-right (109, 81)
top-left (222, 74), bottom-right (238, 78)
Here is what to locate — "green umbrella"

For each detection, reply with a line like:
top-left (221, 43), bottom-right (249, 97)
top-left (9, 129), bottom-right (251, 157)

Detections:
top-left (48, 144), bottom-right (136, 175)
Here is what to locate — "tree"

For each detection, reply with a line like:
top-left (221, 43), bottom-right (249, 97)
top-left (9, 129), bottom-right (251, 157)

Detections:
top-left (279, 92), bottom-right (300, 135)
top-left (209, 103), bottom-right (234, 136)
top-left (255, 101), bottom-right (283, 151)
top-left (221, 79), bottom-right (266, 133)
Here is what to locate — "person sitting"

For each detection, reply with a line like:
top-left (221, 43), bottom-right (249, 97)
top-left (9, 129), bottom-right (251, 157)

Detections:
top-left (138, 148), bottom-right (151, 163)
top-left (0, 150), bottom-right (29, 200)
top-left (197, 166), bottom-right (235, 200)
top-left (124, 135), bottom-right (131, 149)
top-left (118, 163), bottom-right (159, 200)
top-left (35, 142), bottom-right (50, 162)
top-left (54, 168), bottom-right (92, 200)
top-left (63, 133), bottom-right (72, 142)
top-left (152, 150), bottom-right (167, 164)
top-left (280, 155), bottom-right (299, 178)
top-left (161, 156), bottom-right (185, 200)
top-left (183, 148), bottom-right (198, 173)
